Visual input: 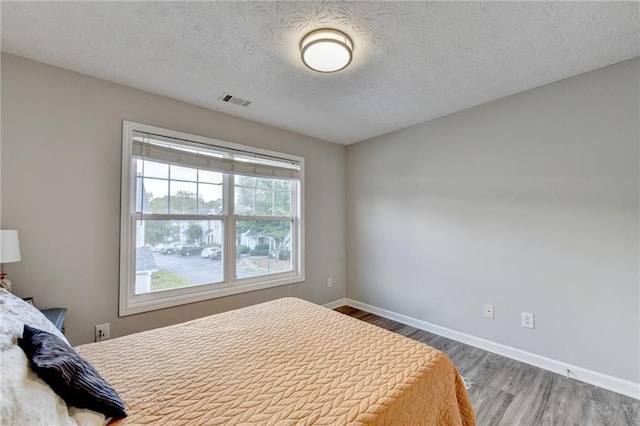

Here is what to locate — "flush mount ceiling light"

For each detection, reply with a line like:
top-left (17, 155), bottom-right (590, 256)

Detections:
top-left (300, 29), bottom-right (353, 73)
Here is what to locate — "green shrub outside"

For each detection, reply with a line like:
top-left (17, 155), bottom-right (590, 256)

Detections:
top-left (279, 250), bottom-right (291, 261)
top-left (249, 249), bottom-right (270, 256)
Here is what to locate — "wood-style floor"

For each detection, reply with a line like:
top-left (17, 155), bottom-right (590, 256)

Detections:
top-left (335, 306), bottom-right (639, 426)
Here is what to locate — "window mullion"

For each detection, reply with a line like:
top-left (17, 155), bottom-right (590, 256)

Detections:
top-left (226, 173), bottom-right (235, 283)
top-left (292, 180), bottom-right (298, 272)
top-left (252, 180), bottom-right (256, 215)
top-left (167, 165), bottom-right (171, 214)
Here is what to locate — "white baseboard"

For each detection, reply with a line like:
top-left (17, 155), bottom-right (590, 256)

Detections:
top-left (343, 298), bottom-right (640, 400)
top-left (322, 298), bottom-right (348, 310)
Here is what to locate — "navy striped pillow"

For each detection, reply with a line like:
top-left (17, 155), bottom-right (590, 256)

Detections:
top-left (18, 324), bottom-right (126, 419)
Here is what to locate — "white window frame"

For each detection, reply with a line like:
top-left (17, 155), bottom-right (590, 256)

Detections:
top-left (119, 121), bottom-right (305, 316)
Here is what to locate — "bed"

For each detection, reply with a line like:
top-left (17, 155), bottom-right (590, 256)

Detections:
top-left (2, 292), bottom-right (475, 425)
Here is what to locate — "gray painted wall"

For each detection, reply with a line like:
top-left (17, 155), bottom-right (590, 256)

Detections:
top-left (1, 54), bottom-right (346, 345)
top-left (3, 52), bottom-right (638, 384)
top-left (346, 58), bottom-right (639, 382)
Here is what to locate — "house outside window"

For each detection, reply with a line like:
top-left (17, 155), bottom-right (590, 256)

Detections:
top-left (119, 121), bottom-right (304, 316)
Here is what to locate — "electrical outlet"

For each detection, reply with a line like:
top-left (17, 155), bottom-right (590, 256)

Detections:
top-left (95, 323), bottom-right (110, 342)
top-left (327, 277), bottom-right (333, 288)
top-left (484, 304), bottom-right (495, 319)
top-left (521, 312), bottom-right (534, 329)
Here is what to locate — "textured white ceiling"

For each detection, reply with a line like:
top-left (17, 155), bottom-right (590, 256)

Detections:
top-left (2, 2), bottom-right (639, 145)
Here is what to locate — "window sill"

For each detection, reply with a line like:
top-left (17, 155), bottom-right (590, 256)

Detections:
top-left (119, 274), bottom-right (304, 317)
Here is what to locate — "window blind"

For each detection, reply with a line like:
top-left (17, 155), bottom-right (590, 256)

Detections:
top-left (132, 132), bottom-right (300, 180)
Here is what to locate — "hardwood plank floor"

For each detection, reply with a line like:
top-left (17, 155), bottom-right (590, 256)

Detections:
top-left (335, 306), bottom-right (640, 426)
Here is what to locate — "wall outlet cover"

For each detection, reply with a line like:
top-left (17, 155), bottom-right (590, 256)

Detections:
top-left (484, 304), bottom-right (495, 319)
top-left (521, 312), bottom-right (535, 329)
top-left (95, 323), bottom-right (110, 342)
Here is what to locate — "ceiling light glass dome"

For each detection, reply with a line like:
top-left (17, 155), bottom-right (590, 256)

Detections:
top-left (300, 29), bottom-right (353, 73)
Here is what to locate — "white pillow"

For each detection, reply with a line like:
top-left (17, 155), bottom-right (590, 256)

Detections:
top-left (0, 289), bottom-right (107, 426)
top-left (0, 288), bottom-right (69, 350)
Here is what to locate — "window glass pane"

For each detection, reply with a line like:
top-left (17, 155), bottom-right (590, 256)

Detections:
top-left (137, 160), bottom-right (168, 179)
top-left (255, 189), bottom-right (274, 216)
top-left (170, 165), bottom-right (197, 182)
top-left (236, 175), bottom-right (255, 188)
top-left (235, 219), bottom-right (293, 279)
top-left (235, 177), bottom-right (292, 217)
top-left (199, 170), bottom-right (223, 184)
top-left (198, 183), bottom-right (223, 214)
top-left (234, 186), bottom-right (255, 215)
top-left (134, 219), bottom-right (224, 295)
top-left (169, 181), bottom-right (197, 214)
top-left (144, 178), bottom-right (169, 213)
top-left (274, 191), bottom-right (291, 216)
top-left (273, 179), bottom-right (292, 191)
top-left (256, 178), bottom-right (273, 189)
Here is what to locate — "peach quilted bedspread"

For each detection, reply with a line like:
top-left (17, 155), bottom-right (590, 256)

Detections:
top-left (76, 298), bottom-right (475, 425)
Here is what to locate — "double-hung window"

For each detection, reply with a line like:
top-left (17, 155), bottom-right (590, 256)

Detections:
top-left (119, 121), bottom-right (304, 316)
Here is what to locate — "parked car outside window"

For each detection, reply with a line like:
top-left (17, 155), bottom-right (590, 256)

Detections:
top-left (201, 247), bottom-right (222, 259)
top-left (180, 244), bottom-right (204, 256)
top-left (161, 242), bottom-right (184, 254)
top-left (152, 244), bottom-right (167, 252)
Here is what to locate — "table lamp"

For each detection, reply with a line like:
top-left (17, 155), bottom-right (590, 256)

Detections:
top-left (0, 230), bottom-right (21, 292)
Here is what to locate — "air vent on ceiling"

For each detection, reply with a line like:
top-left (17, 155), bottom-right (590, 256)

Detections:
top-left (219, 93), bottom-right (252, 107)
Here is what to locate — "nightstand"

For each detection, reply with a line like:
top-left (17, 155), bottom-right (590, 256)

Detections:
top-left (41, 308), bottom-right (67, 334)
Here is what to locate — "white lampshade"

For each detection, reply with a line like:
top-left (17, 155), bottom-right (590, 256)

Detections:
top-left (0, 230), bottom-right (21, 263)
top-left (301, 29), bottom-right (353, 73)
